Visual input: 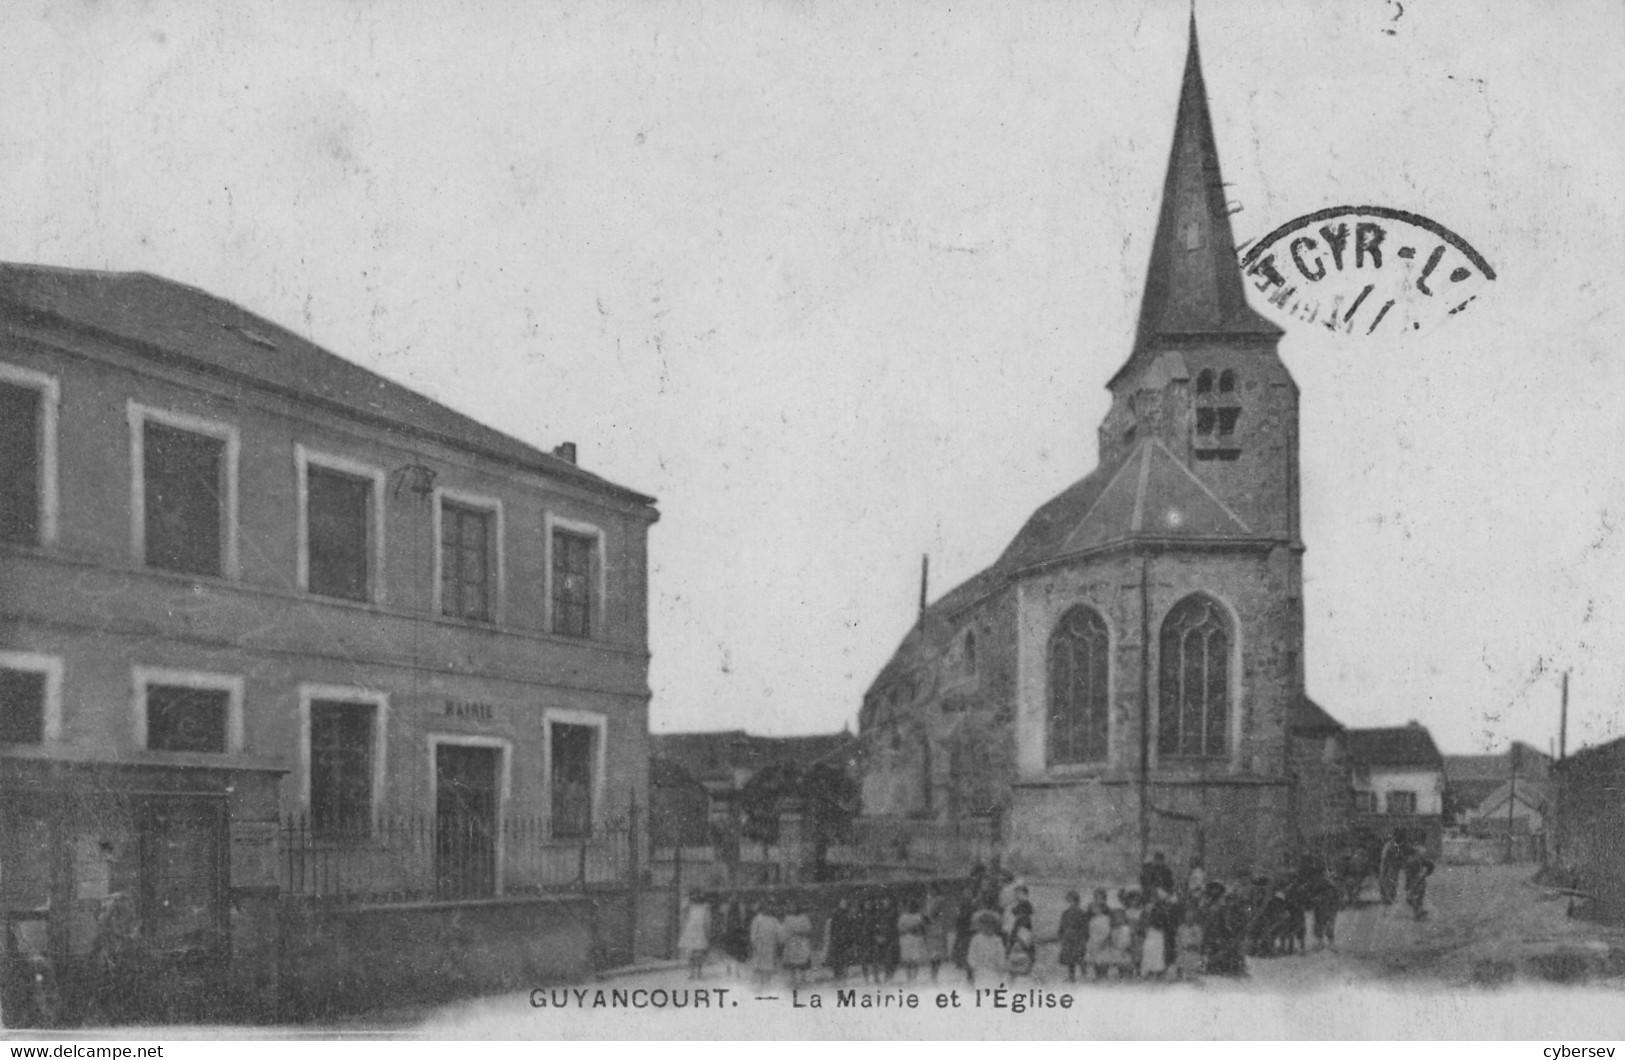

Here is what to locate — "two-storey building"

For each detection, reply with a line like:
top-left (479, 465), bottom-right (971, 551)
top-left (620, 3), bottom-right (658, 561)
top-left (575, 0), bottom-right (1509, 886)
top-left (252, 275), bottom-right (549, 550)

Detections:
top-left (0, 263), bottom-right (657, 991)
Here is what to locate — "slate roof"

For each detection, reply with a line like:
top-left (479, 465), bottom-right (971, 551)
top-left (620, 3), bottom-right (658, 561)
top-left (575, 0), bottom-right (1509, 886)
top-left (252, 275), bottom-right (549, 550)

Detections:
top-left (1344, 724), bottom-right (1445, 770)
top-left (1292, 696), bottom-right (1345, 736)
top-left (0, 262), bottom-right (655, 506)
top-left (1110, 15), bottom-right (1281, 389)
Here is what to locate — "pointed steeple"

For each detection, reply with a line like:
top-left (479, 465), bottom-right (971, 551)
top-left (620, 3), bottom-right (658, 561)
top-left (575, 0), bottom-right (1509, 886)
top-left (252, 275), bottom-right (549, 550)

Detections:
top-left (1111, 16), bottom-right (1280, 388)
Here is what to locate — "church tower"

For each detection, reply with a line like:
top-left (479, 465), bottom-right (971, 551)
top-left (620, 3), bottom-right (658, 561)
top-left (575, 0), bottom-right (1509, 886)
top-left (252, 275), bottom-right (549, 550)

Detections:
top-left (856, 15), bottom-right (1316, 884)
top-left (1098, 16), bottom-right (1298, 545)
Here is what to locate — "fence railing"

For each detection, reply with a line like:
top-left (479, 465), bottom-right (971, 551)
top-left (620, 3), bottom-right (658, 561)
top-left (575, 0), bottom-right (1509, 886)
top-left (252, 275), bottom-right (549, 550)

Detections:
top-left (280, 814), bottom-right (632, 904)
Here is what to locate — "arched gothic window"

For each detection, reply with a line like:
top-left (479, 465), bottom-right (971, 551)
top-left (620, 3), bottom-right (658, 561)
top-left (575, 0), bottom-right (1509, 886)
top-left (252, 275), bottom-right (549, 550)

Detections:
top-left (1157, 594), bottom-right (1231, 758)
top-left (1218, 369), bottom-right (1236, 393)
top-left (1047, 606), bottom-right (1109, 765)
top-left (1195, 369), bottom-right (1214, 394)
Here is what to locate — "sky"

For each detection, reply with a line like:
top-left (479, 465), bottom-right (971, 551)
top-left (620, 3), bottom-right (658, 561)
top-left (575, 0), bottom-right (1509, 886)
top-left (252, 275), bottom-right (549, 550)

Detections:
top-left (3, 0), bottom-right (1623, 756)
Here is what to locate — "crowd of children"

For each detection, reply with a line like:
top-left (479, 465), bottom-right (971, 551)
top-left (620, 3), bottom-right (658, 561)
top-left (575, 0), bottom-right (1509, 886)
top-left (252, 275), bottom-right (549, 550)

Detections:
top-left (676, 850), bottom-right (1270, 988)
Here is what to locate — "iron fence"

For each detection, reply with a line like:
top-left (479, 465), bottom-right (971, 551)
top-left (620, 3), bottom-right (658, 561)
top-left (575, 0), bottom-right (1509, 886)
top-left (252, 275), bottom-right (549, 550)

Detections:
top-left (280, 814), bottom-right (633, 904)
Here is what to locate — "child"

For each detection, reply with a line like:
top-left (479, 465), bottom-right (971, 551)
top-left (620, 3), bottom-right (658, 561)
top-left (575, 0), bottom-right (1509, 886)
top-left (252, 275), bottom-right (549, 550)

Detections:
top-left (1085, 890), bottom-right (1114, 982)
top-left (678, 891), bottom-right (712, 980)
top-left (781, 903), bottom-right (814, 987)
top-left (1108, 909), bottom-right (1136, 980)
top-left (1174, 905), bottom-right (1204, 981)
top-left (897, 899), bottom-right (927, 982)
top-left (1005, 885), bottom-right (1036, 974)
top-left (1056, 890), bottom-right (1088, 983)
top-left (1007, 925), bottom-right (1035, 978)
top-left (750, 903), bottom-right (783, 988)
top-left (966, 910), bottom-right (1006, 985)
top-left (1140, 893), bottom-right (1171, 980)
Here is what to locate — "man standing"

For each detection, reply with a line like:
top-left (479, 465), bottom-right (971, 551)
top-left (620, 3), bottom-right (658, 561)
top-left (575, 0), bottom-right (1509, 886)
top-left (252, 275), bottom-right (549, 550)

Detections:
top-left (1141, 851), bottom-right (1176, 897)
top-left (1377, 831), bottom-right (1404, 905)
top-left (1403, 842), bottom-right (1436, 921)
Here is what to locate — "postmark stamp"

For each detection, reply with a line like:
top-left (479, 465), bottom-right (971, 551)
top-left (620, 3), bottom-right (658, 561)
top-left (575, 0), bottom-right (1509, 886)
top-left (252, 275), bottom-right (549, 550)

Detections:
top-left (1239, 206), bottom-right (1496, 336)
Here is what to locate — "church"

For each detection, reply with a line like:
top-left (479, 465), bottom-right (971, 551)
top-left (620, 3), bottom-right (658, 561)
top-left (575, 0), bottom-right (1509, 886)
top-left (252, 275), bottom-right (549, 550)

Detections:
top-left (857, 18), bottom-right (1345, 882)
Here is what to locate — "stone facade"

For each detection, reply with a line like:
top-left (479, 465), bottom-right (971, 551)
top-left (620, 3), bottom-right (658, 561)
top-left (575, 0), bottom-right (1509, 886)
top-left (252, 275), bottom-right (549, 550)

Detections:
top-left (0, 262), bottom-right (658, 1018)
top-left (857, 19), bottom-right (1346, 885)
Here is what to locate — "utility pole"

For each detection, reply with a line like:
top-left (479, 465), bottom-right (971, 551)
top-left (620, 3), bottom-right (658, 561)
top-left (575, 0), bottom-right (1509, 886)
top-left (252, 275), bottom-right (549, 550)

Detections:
top-left (1507, 742), bottom-right (1519, 862)
top-left (1138, 553), bottom-right (1152, 866)
top-left (918, 554), bottom-right (929, 630)
top-left (1559, 669), bottom-right (1570, 761)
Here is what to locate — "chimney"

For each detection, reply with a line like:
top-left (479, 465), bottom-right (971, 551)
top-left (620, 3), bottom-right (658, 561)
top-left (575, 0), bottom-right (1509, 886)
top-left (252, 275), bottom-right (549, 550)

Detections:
top-left (553, 442), bottom-right (577, 465)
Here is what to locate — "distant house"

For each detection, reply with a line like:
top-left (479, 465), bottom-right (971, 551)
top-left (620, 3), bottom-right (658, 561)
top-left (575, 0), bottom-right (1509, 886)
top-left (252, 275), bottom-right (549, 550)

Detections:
top-left (1345, 721), bottom-right (1446, 852)
top-left (1444, 742), bottom-right (1551, 826)
top-left (1465, 778), bottom-right (1549, 837)
top-left (650, 729), bottom-right (859, 845)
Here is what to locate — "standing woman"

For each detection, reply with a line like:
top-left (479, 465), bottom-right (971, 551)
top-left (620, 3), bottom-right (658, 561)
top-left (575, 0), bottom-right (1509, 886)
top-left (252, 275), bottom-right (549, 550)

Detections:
top-left (896, 898), bottom-right (927, 982)
top-left (750, 902), bottom-right (784, 988)
top-left (678, 891), bottom-right (713, 980)
top-left (922, 888), bottom-right (951, 982)
top-left (781, 901), bottom-right (815, 987)
top-left (723, 896), bottom-right (751, 976)
top-left (824, 896), bottom-right (861, 981)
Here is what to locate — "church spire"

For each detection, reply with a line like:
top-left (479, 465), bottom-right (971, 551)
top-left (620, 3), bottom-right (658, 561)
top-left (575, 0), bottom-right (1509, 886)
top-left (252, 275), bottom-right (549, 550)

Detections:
top-left (1113, 15), bottom-right (1280, 387)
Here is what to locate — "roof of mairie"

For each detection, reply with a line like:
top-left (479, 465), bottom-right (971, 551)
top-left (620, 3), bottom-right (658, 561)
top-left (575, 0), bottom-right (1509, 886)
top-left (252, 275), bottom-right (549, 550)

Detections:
top-left (1344, 724), bottom-right (1445, 770)
top-left (0, 263), bottom-right (655, 507)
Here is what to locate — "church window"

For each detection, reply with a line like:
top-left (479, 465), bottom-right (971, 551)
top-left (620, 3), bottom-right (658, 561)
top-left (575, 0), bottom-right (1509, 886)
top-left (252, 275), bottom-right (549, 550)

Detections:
top-left (1157, 594), bottom-right (1231, 759)
top-left (963, 630), bottom-right (977, 676)
top-left (1218, 370), bottom-right (1236, 393)
top-left (1195, 370), bottom-right (1214, 395)
top-left (1195, 408), bottom-right (1215, 435)
top-left (1216, 408), bottom-right (1241, 436)
top-left (1047, 606), bottom-right (1109, 765)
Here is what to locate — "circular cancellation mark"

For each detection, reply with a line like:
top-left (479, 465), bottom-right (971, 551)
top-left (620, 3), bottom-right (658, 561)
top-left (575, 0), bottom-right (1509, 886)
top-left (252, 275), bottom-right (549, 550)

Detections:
top-left (1238, 206), bottom-right (1496, 337)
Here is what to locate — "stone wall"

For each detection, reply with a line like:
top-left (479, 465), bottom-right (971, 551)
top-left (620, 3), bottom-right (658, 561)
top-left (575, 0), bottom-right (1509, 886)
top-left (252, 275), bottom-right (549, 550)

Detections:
top-left (1291, 731), bottom-right (1351, 845)
top-left (278, 888), bottom-right (661, 1020)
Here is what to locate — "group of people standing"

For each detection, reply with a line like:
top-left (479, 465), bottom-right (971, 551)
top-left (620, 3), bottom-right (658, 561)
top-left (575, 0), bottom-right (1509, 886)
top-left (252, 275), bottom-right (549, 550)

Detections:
top-left (678, 888), bottom-right (954, 986)
top-left (676, 841), bottom-right (1423, 989)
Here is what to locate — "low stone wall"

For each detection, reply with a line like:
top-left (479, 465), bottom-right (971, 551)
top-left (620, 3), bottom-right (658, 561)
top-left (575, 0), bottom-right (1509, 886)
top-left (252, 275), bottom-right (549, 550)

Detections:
top-left (277, 888), bottom-right (658, 1021)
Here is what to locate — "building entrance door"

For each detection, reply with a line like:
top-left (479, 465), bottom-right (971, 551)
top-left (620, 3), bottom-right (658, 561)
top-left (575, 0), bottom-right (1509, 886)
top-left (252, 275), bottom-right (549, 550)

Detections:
top-left (434, 745), bottom-right (499, 899)
top-left (136, 795), bottom-right (228, 963)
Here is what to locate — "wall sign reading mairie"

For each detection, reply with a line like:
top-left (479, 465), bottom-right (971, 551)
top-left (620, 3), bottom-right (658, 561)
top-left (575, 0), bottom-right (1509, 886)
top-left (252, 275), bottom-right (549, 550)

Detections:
top-left (1240, 206), bottom-right (1496, 338)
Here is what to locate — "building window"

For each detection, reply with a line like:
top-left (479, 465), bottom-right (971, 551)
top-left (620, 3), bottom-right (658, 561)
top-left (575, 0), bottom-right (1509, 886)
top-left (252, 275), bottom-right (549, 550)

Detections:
top-left (0, 653), bottom-right (61, 745)
top-left (1193, 367), bottom-right (1241, 458)
top-left (550, 722), bottom-right (597, 839)
top-left (309, 700), bottom-right (376, 837)
top-left (1353, 791), bottom-right (1377, 814)
top-left (146, 685), bottom-right (229, 753)
top-left (0, 384), bottom-right (39, 545)
top-left (1047, 606), bottom-right (1110, 765)
top-left (1157, 594), bottom-right (1231, 759)
top-left (963, 630), bottom-right (977, 676)
top-left (299, 449), bottom-right (384, 603)
top-left (552, 530), bottom-right (594, 637)
top-left (1387, 790), bottom-right (1417, 815)
top-left (440, 501), bottom-right (494, 621)
top-left (0, 365), bottom-right (57, 549)
top-left (0, 668), bottom-right (45, 744)
top-left (135, 668), bottom-right (242, 754)
top-left (131, 405), bottom-right (238, 578)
